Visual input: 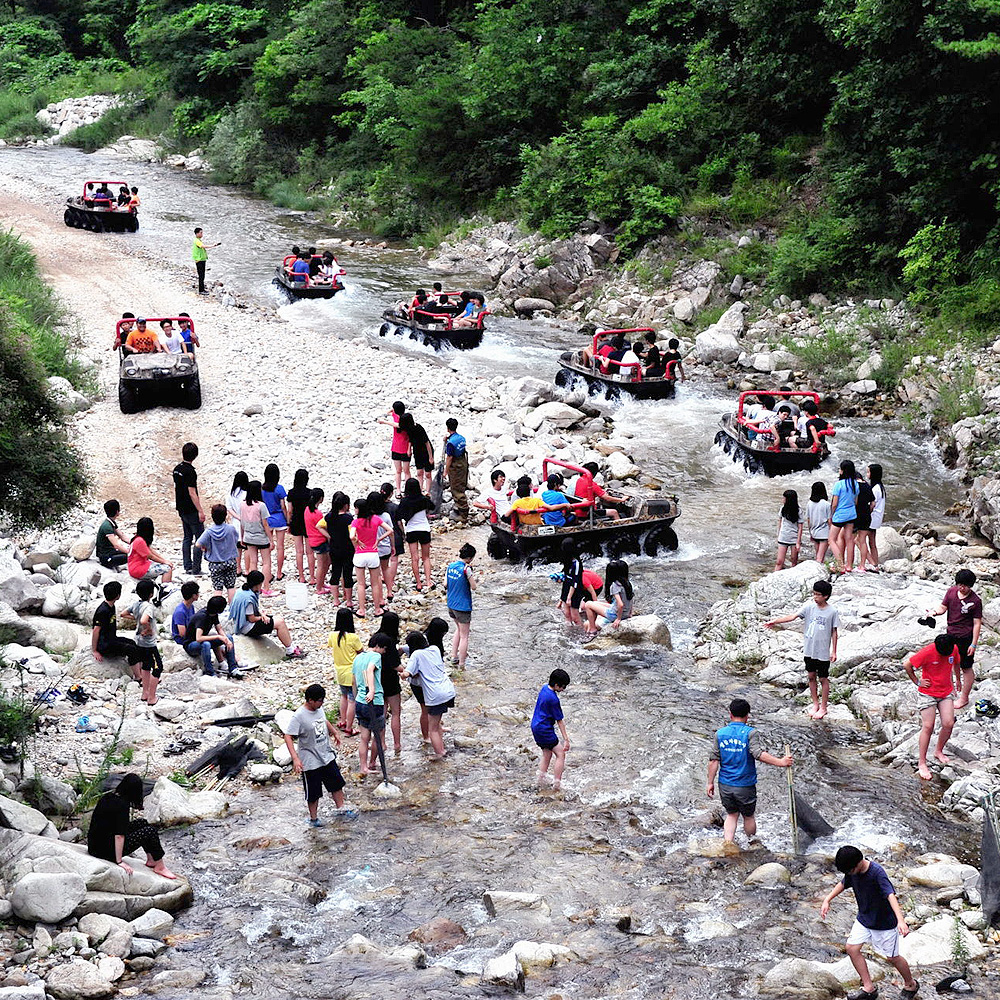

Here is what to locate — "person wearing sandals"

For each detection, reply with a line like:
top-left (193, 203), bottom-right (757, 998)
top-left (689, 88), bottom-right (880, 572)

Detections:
top-left (239, 480), bottom-right (274, 595)
top-left (396, 478), bottom-right (435, 592)
top-left (445, 543), bottom-right (476, 668)
top-left (378, 611), bottom-right (405, 753)
top-left (350, 496), bottom-right (390, 618)
top-left (583, 559), bottom-right (634, 637)
top-left (196, 504), bottom-right (240, 602)
top-left (324, 492), bottom-right (355, 609)
top-left (286, 468), bottom-right (311, 584)
top-left (283, 683), bottom-right (356, 827)
top-left (859, 464), bottom-right (886, 572)
top-left (127, 517), bottom-right (173, 588)
top-left (353, 633), bottom-right (390, 776)
top-left (88, 773), bottom-right (177, 880)
top-left (369, 491), bottom-right (398, 602)
top-left (401, 628), bottom-right (455, 759)
top-left (329, 607), bottom-right (362, 736)
top-left (229, 570), bottom-right (305, 658)
top-left (819, 845), bottom-right (920, 1000)
top-left (406, 617), bottom-right (449, 746)
top-left (261, 464), bottom-right (289, 583)
top-left (123, 579), bottom-right (163, 705)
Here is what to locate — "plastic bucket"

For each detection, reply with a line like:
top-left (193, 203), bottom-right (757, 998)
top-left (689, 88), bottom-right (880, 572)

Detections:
top-left (285, 581), bottom-right (310, 612)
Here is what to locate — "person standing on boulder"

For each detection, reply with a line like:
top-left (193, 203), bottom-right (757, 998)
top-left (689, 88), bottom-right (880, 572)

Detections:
top-left (706, 697), bottom-right (793, 844)
top-left (192, 227), bottom-right (220, 295)
top-left (88, 773), bottom-right (177, 880)
top-left (173, 442), bottom-right (205, 576)
top-left (903, 634), bottom-right (958, 780)
top-left (819, 845), bottom-right (919, 1000)
top-left (923, 568), bottom-right (982, 709)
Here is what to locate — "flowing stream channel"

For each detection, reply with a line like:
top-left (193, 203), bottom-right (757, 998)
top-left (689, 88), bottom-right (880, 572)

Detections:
top-left (0, 145), bottom-right (980, 998)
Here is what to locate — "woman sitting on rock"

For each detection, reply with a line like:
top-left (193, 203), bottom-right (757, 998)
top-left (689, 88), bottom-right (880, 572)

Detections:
top-left (87, 773), bottom-right (177, 880)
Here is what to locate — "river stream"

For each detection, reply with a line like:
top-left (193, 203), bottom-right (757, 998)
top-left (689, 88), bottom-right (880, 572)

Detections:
top-left (0, 145), bottom-right (978, 998)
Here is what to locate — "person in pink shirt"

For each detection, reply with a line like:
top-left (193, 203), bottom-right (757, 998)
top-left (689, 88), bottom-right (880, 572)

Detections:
top-left (378, 401), bottom-right (411, 496)
top-left (304, 488), bottom-right (330, 593)
top-left (349, 496), bottom-right (390, 618)
top-left (127, 518), bottom-right (174, 584)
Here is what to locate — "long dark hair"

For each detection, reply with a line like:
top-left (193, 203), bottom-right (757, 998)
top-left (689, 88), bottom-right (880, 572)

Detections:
top-left (244, 480), bottom-right (263, 505)
top-left (308, 488), bottom-right (324, 513)
top-left (132, 517), bottom-right (154, 545)
top-left (263, 463), bottom-right (280, 491)
top-left (354, 496), bottom-right (372, 521)
top-left (605, 559), bottom-right (633, 601)
top-left (809, 481), bottom-right (828, 502)
top-left (403, 477), bottom-right (422, 499)
top-left (328, 491), bottom-right (349, 518)
top-left (424, 616), bottom-right (449, 655)
top-left (379, 610), bottom-right (400, 641)
top-left (560, 537), bottom-right (580, 575)
top-left (292, 468), bottom-right (309, 490)
top-left (230, 471), bottom-right (249, 495)
top-left (368, 490), bottom-right (386, 516)
top-left (839, 459), bottom-right (858, 494)
top-left (868, 463), bottom-right (885, 496)
top-left (335, 607), bottom-right (355, 645)
top-left (114, 773), bottom-right (144, 809)
top-left (781, 489), bottom-right (800, 523)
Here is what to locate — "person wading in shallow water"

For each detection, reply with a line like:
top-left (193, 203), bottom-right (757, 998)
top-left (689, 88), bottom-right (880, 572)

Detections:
top-left (706, 697), bottom-right (793, 844)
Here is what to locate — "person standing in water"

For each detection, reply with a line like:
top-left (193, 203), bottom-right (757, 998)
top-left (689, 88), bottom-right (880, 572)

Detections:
top-left (531, 669), bottom-right (571, 790)
top-left (706, 698), bottom-right (793, 843)
top-left (192, 227), bottom-right (221, 295)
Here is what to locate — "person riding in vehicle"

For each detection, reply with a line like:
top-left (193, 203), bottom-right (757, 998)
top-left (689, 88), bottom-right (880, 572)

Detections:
top-left (123, 317), bottom-right (162, 355)
top-left (290, 251), bottom-right (311, 283)
top-left (573, 462), bottom-right (623, 520)
top-left (453, 293), bottom-right (486, 328)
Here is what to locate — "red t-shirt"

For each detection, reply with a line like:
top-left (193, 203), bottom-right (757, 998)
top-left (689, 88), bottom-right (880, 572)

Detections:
top-left (127, 537), bottom-right (151, 579)
top-left (574, 478), bottom-right (609, 503)
top-left (351, 516), bottom-right (380, 553)
top-left (582, 569), bottom-right (603, 594)
top-left (909, 642), bottom-right (957, 698)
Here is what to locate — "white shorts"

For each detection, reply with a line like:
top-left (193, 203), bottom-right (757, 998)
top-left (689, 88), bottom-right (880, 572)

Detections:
top-left (352, 552), bottom-right (380, 569)
top-left (847, 919), bottom-right (900, 957)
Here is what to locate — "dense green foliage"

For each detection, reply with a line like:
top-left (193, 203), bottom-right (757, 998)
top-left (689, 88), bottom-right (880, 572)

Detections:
top-left (2, 0), bottom-right (1000, 299)
top-left (0, 231), bottom-right (89, 531)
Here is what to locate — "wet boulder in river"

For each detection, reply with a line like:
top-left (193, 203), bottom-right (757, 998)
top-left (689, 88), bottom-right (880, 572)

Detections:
top-left (761, 957), bottom-right (845, 998)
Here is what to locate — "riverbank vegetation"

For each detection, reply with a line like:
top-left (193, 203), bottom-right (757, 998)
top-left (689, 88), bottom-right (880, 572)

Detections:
top-left (1, 1), bottom-right (999, 323)
top-left (0, 231), bottom-right (88, 530)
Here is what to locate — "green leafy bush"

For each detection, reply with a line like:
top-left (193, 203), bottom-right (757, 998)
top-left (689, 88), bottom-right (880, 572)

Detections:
top-left (900, 220), bottom-right (962, 302)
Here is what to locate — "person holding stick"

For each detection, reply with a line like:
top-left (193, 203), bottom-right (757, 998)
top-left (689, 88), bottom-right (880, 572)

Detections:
top-left (706, 697), bottom-right (793, 844)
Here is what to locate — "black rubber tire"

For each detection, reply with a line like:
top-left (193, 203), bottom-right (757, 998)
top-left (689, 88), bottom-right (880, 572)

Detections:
top-left (63, 209), bottom-right (74, 228)
top-left (118, 381), bottom-right (140, 414)
top-left (643, 526), bottom-right (678, 557)
top-left (183, 374), bottom-right (202, 410)
top-left (486, 533), bottom-right (508, 560)
top-left (554, 368), bottom-right (574, 389)
top-left (379, 323), bottom-right (390, 338)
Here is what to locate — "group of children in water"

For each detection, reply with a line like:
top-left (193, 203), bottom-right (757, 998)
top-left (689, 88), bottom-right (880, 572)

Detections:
top-left (394, 283), bottom-right (488, 327)
top-left (773, 460), bottom-right (887, 574)
top-left (86, 183), bottom-right (140, 211)
top-left (581, 330), bottom-right (687, 381)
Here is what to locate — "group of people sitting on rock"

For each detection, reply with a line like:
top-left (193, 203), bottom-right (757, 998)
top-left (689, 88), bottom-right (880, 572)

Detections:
top-left (285, 246), bottom-right (342, 285)
top-left (393, 284), bottom-right (487, 328)
top-left (473, 464), bottom-right (627, 527)
top-left (86, 183), bottom-right (139, 211)
top-left (581, 330), bottom-right (686, 381)
top-left (741, 392), bottom-right (830, 450)
top-left (114, 313), bottom-right (199, 355)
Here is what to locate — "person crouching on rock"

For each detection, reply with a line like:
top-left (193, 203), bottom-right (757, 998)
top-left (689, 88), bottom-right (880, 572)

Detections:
top-left (88, 773), bottom-right (177, 880)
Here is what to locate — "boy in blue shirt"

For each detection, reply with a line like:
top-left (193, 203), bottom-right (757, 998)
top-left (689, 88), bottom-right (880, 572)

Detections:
top-left (531, 669), bottom-right (570, 790)
top-left (706, 697), bottom-right (793, 843)
top-left (445, 543), bottom-right (477, 668)
top-left (820, 845), bottom-right (919, 1000)
top-left (540, 474), bottom-right (576, 527)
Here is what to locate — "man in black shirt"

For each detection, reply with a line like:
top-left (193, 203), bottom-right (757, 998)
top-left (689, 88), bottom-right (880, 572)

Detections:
top-left (91, 582), bottom-right (142, 680)
top-left (173, 441), bottom-right (205, 575)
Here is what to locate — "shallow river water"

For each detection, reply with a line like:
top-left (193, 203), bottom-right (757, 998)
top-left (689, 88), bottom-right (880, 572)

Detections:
top-left (0, 145), bottom-right (979, 998)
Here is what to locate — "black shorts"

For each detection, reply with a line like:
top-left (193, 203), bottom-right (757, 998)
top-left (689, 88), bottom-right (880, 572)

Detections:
top-left (99, 553), bottom-right (128, 569)
top-left (805, 656), bottom-right (830, 679)
top-left (412, 452), bottom-right (433, 473)
top-left (355, 701), bottom-right (385, 731)
top-left (311, 541), bottom-right (330, 555)
top-left (391, 450), bottom-right (410, 462)
top-left (427, 697), bottom-right (454, 717)
top-left (560, 578), bottom-right (584, 607)
top-left (98, 637), bottom-right (142, 665)
top-left (854, 515), bottom-right (871, 531)
top-left (410, 681), bottom-right (425, 705)
top-left (406, 531), bottom-right (431, 545)
top-left (245, 620), bottom-right (275, 637)
top-left (328, 551), bottom-right (355, 589)
top-left (953, 634), bottom-right (976, 671)
top-left (719, 782), bottom-right (757, 816)
top-left (137, 646), bottom-right (163, 678)
top-left (532, 729), bottom-right (558, 750)
top-left (302, 760), bottom-right (345, 803)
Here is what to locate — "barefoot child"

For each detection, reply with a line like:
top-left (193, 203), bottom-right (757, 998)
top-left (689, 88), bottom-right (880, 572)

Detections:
top-left (806, 481), bottom-right (832, 563)
top-left (353, 633), bottom-right (390, 776)
top-left (819, 845), bottom-right (919, 1000)
top-left (775, 489), bottom-right (803, 571)
top-left (123, 579), bottom-right (164, 706)
top-left (765, 579), bottom-right (839, 719)
top-left (531, 669), bottom-right (571, 789)
top-left (283, 683), bottom-right (353, 827)
top-left (903, 634), bottom-right (958, 781)
top-left (304, 488), bottom-right (329, 592)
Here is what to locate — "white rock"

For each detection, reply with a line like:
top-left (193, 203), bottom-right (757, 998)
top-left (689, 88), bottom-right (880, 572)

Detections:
top-left (673, 297), bottom-right (695, 323)
top-left (898, 913), bottom-right (986, 965)
top-left (904, 861), bottom-right (978, 888)
top-left (483, 890), bottom-right (550, 917)
top-left (41, 583), bottom-right (85, 619)
top-left (151, 699), bottom-right (187, 721)
top-left (336, 933), bottom-right (425, 967)
top-left (0, 793), bottom-right (52, 835)
top-left (523, 401), bottom-right (586, 431)
top-left (11, 871), bottom-right (87, 922)
top-left (143, 776), bottom-right (228, 826)
top-left (843, 379), bottom-right (878, 394)
top-left (745, 862), bottom-right (791, 887)
top-left (68, 535), bottom-right (96, 561)
top-left (761, 958), bottom-right (843, 998)
top-left (129, 907), bottom-right (174, 939)
top-left (605, 450), bottom-right (640, 480)
top-left (247, 763), bottom-right (283, 783)
top-left (508, 940), bottom-right (574, 971)
top-left (96, 956), bottom-right (125, 982)
top-left (78, 913), bottom-right (130, 944)
top-left (482, 950), bottom-right (524, 989)
top-left (46, 960), bottom-right (116, 999)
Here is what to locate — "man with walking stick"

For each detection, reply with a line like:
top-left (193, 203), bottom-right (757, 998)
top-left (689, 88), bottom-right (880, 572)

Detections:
top-left (706, 697), bottom-right (793, 845)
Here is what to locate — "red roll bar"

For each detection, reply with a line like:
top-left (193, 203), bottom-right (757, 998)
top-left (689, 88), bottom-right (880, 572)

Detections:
top-left (114, 316), bottom-right (196, 350)
top-left (734, 390), bottom-right (836, 452)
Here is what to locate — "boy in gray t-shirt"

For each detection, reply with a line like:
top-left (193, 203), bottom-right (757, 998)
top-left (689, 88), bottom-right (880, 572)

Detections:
top-left (283, 683), bottom-right (355, 827)
top-left (121, 578), bottom-right (164, 706)
top-left (765, 579), bottom-right (839, 720)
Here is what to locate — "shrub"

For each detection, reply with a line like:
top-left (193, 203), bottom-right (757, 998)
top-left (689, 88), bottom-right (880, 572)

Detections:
top-left (900, 220), bottom-right (962, 303)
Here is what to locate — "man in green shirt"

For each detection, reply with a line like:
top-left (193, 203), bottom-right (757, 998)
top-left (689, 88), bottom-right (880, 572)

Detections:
top-left (192, 227), bottom-right (220, 294)
top-left (96, 499), bottom-right (129, 569)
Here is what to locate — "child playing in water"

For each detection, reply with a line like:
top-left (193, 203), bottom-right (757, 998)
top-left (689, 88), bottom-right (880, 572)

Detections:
top-left (775, 489), bottom-right (803, 571)
top-left (531, 669), bottom-right (571, 790)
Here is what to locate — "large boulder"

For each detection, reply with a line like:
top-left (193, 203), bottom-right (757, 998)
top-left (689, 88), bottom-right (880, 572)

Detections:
top-left (898, 914), bottom-right (986, 965)
top-left (45, 960), bottom-right (116, 1000)
top-left (18, 774), bottom-right (78, 814)
top-left (745, 862), bottom-right (791, 887)
top-left (904, 861), bottom-right (979, 888)
top-left (143, 776), bottom-right (229, 826)
top-left (11, 871), bottom-right (87, 922)
top-left (513, 297), bottom-right (556, 315)
top-left (0, 600), bottom-right (36, 644)
top-left (876, 526), bottom-right (909, 563)
top-left (523, 401), bottom-right (586, 431)
top-left (583, 614), bottom-right (672, 649)
top-left (78, 912), bottom-right (130, 945)
top-left (41, 583), bottom-right (86, 619)
top-left (128, 907), bottom-right (174, 939)
top-left (0, 794), bottom-right (56, 836)
top-left (23, 615), bottom-right (84, 653)
top-left (694, 302), bottom-right (747, 363)
top-left (761, 958), bottom-right (844, 999)
top-left (0, 571), bottom-right (44, 612)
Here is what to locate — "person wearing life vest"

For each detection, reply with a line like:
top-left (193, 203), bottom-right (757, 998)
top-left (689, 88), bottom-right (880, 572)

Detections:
top-left (706, 697), bottom-right (793, 843)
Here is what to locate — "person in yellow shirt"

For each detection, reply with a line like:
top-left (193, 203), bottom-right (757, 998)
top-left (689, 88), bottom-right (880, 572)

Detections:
top-left (192, 226), bottom-right (221, 294)
top-left (329, 607), bottom-right (363, 736)
top-left (510, 476), bottom-right (566, 526)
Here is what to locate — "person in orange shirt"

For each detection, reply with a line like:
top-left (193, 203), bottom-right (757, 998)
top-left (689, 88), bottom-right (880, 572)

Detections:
top-left (124, 318), bottom-right (163, 355)
top-left (573, 462), bottom-right (623, 520)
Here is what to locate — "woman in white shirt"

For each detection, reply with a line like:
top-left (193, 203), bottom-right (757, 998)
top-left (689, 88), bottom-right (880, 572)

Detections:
top-left (227, 471), bottom-right (249, 576)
